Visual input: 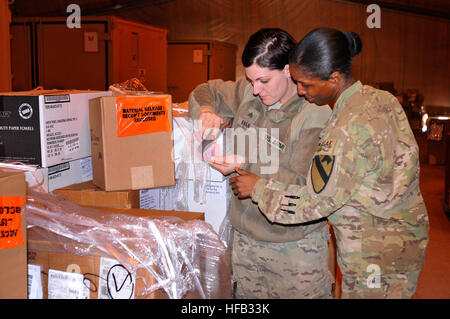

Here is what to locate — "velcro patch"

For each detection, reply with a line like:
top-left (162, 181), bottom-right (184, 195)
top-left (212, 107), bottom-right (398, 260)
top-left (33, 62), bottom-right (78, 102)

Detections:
top-left (316, 138), bottom-right (337, 155)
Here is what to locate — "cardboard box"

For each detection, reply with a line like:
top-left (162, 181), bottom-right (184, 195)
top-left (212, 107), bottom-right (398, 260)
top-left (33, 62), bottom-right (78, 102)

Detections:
top-left (0, 169), bottom-right (27, 299)
top-left (27, 207), bottom-right (204, 299)
top-left (53, 181), bottom-right (140, 209)
top-left (140, 179), bottom-right (229, 233)
top-left (89, 95), bottom-right (175, 191)
top-left (21, 156), bottom-right (93, 193)
top-left (47, 157), bottom-right (93, 192)
top-left (28, 238), bottom-right (163, 299)
top-left (0, 90), bottom-right (111, 167)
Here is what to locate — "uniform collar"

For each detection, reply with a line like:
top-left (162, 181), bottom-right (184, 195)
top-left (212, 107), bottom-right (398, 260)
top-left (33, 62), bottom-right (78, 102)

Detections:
top-left (334, 80), bottom-right (362, 113)
top-left (265, 94), bottom-right (306, 123)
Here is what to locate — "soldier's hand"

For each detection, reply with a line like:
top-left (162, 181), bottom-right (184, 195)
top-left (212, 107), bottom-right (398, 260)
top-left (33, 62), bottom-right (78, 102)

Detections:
top-left (207, 154), bottom-right (245, 176)
top-left (197, 107), bottom-right (223, 140)
top-left (229, 168), bottom-right (260, 199)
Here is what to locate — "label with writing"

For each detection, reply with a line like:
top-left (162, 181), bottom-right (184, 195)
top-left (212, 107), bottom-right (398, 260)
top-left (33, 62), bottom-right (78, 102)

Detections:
top-left (27, 264), bottom-right (43, 299)
top-left (48, 269), bottom-right (87, 299)
top-left (0, 196), bottom-right (26, 249)
top-left (80, 157), bottom-right (93, 181)
top-left (116, 96), bottom-right (171, 138)
top-left (98, 257), bottom-right (135, 299)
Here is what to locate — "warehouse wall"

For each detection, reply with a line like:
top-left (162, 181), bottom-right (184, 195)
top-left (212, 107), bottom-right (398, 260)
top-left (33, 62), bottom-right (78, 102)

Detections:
top-left (118, 0), bottom-right (449, 107)
top-left (0, 0), bottom-right (12, 92)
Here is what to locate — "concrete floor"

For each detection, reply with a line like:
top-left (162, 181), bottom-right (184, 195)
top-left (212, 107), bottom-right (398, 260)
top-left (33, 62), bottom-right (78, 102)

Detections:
top-left (413, 163), bottom-right (450, 299)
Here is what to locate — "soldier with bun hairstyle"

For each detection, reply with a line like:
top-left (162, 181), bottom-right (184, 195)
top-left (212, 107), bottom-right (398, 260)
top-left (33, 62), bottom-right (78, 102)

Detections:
top-left (188, 28), bottom-right (334, 299)
top-left (233, 27), bottom-right (429, 298)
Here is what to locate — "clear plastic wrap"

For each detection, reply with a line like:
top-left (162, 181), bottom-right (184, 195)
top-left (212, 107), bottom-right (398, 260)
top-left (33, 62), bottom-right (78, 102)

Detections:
top-left (0, 162), bottom-right (48, 193)
top-left (109, 78), bottom-right (163, 96)
top-left (25, 187), bottom-right (232, 299)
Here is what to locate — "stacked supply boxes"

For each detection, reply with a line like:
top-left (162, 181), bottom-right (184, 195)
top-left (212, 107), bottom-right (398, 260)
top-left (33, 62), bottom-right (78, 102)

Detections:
top-left (0, 90), bottom-right (111, 192)
top-left (25, 187), bottom-right (232, 299)
top-left (27, 205), bottom-right (207, 299)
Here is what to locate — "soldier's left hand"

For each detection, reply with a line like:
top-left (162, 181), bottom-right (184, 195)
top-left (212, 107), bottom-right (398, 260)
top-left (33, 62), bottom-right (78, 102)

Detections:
top-left (229, 168), bottom-right (260, 199)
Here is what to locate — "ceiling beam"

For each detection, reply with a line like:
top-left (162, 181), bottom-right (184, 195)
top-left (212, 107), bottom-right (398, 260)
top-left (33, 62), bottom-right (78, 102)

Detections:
top-left (345, 0), bottom-right (450, 19)
top-left (80, 0), bottom-right (174, 16)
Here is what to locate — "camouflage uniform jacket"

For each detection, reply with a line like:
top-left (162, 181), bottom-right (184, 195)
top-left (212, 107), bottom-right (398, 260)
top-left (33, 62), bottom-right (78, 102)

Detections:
top-left (252, 81), bottom-right (429, 275)
top-left (189, 78), bottom-right (331, 242)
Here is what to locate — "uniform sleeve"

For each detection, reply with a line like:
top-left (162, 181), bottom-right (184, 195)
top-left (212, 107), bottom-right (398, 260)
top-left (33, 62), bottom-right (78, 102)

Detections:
top-left (188, 78), bottom-right (251, 119)
top-left (252, 125), bottom-right (378, 224)
top-left (287, 106), bottom-right (332, 184)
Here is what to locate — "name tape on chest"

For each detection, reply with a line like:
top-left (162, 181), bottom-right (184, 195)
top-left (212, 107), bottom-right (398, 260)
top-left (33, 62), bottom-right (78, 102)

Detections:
top-left (238, 117), bottom-right (287, 153)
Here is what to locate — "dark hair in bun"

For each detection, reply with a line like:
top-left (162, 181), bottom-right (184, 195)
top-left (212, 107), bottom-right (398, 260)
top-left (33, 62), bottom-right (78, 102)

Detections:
top-left (344, 31), bottom-right (362, 58)
top-left (289, 27), bottom-right (362, 80)
top-left (242, 28), bottom-right (296, 70)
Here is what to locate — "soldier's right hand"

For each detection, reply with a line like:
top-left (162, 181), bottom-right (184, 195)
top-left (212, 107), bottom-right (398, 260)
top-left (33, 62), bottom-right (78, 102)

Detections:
top-left (198, 107), bottom-right (223, 140)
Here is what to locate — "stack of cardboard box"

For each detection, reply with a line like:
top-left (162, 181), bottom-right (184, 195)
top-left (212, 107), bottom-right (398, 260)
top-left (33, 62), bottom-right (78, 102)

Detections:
top-left (1, 91), bottom-right (232, 299)
top-left (0, 89), bottom-right (111, 192)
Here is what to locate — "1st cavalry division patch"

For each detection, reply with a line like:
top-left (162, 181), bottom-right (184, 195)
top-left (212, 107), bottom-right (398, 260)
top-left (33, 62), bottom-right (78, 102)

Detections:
top-left (311, 155), bottom-right (335, 193)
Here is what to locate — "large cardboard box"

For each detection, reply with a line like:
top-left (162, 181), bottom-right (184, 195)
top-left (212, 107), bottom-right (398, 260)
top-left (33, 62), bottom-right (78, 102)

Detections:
top-left (0, 169), bottom-right (27, 299)
top-left (89, 95), bottom-right (175, 191)
top-left (27, 207), bottom-right (204, 299)
top-left (0, 90), bottom-right (110, 167)
top-left (53, 180), bottom-right (140, 209)
top-left (28, 236), bottom-right (163, 299)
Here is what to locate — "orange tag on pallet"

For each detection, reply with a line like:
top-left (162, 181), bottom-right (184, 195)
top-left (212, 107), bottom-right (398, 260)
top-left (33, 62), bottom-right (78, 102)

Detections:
top-left (116, 96), bottom-right (171, 138)
top-left (0, 196), bottom-right (26, 249)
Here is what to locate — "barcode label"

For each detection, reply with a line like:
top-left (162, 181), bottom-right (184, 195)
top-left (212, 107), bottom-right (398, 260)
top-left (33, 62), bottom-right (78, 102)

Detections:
top-left (44, 95), bottom-right (70, 104)
top-left (66, 137), bottom-right (79, 145)
top-left (64, 136), bottom-right (80, 155)
top-left (48, 162), bottom-right (70, 175)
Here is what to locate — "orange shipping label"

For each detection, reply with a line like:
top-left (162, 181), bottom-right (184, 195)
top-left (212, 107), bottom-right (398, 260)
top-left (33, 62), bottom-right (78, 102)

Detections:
top-left (116, 96), bottom-right (171, 138)
top-left (0, 196), bottom-right (26, 249)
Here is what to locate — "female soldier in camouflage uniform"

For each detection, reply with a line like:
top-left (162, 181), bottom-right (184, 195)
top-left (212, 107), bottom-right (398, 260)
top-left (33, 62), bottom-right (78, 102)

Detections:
top-left (233, 27), bottom-right (429, 298)
top-left (188, 28), bottom-right (333, 298)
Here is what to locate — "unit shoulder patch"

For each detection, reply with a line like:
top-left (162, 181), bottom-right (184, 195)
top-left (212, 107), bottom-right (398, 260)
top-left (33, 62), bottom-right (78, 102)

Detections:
top-left (311, 154), bottom-right (335, 194)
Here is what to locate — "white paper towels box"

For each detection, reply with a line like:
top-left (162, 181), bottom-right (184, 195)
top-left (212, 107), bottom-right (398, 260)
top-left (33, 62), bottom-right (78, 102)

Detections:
top-left (0, 90), bottom-right (111, 167)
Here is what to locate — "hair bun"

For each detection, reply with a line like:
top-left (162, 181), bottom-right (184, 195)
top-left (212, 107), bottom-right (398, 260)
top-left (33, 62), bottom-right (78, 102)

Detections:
top-left (344, 32), bottom-right (362, 57)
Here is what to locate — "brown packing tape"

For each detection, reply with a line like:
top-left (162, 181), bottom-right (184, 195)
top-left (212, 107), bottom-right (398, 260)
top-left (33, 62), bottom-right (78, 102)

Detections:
top-left (131, 165), bottom-right (154, 190)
